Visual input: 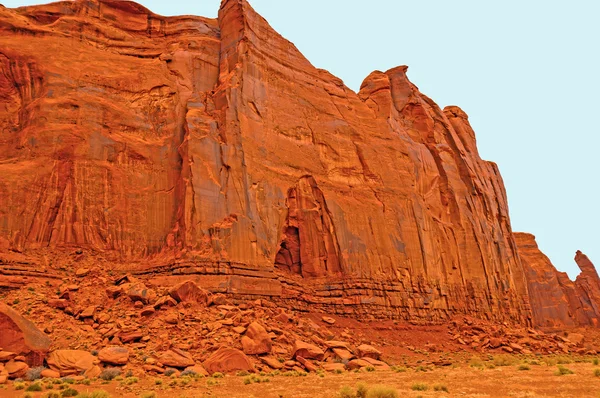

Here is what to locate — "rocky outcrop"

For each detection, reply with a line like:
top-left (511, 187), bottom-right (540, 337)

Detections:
top-left (0, 303), bottom-right (51, 366)
top-left (516, 233), bottom-right (600, 327)
top-left (0, 0), bottom-right (557, 325)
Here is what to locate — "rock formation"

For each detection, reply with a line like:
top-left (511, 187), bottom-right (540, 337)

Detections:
top-left (0, 0), bottom-right (597, 328)
top-left (515, 233), bottom-right (600, 327)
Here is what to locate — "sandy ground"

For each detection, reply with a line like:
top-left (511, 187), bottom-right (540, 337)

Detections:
top-left (3, 358), bottom-right (600, 398)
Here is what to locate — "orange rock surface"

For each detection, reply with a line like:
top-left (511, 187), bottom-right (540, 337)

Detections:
top-left (515, 233), bottom-right (600, 327)
top-left (0, 0), bottom-right (534, 324)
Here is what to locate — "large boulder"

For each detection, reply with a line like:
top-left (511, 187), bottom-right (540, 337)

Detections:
top-left (169, 280), bottom-right (209, 305)
top-left (202, 347), bottom-right (254, 374)
top-left (0, 303), bottom-right (51, 366)
top-left (293, 340), bottom-right (324, 361)
top-left (157, 348), bottom-right (194, 368)
top-left (47, 350), bottom-right (97, 376)
top-left (356, 344), bottom-right (382, 360)
top-left (98, 346), bottom-right (129, 365)
top-left (241, 322), bottom-right (271, 355)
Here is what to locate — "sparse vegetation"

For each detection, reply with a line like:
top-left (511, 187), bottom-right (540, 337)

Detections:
top-left (78, 391), bottom-right (110, 398)
top-left (26, 367), bottom-right (46, 381)
top-left (594, 368), bottom-right (600, 377)
top-left (26, 383), bottom-right (43, 392)
top-left (211, 372), bottom-right (224, 379)
top-left (433, 384), bottom-right (448, 392)
top-left (518, 364), bottom-right (531, 371)
top-left (61, 388), bottom-right (79, 397)
top-left (555, 365), bottom-right (574, 376)
top-left (365, 385), bottom-right (398, 398)
top-left (99, 368), bottom-right (121, 381)
top-left (140, 393), bottom-right (156, 398)
top-left (411, 383), bottom-right (428, 391)
top-left (14, 382), bottom-right (26, 390)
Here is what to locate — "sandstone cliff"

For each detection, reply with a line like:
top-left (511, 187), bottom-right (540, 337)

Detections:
top-left (0, 0), bottom-right (544, 323)
top-left (515, 233), bottom-right (600, 327)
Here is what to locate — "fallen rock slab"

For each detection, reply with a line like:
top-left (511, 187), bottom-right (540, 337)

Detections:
top-left (203, 347), bottom-right (254, 374)
top-left (0, 303), bottom-right (51, 366)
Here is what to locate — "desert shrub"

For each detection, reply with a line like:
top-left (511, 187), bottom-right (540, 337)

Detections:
top-left (236, 370), bottom-right (250, 377)
top-left (338, 386), bottom-right (354, 398)
top-left (164, 368), bottom-right (177, 377)
top-left (594, 369), bottom-right (600, 377)
top-left (391, 366), bottom-right (406, 373)
top-left (492, 355), bottom-right (516, 367)
top-left (469, 356), bottom-right (484, 369)
top-left (14, 382), bottom-right (26, 390)
top-left (356, 382), bottom-right (369, 398)
top-left (593, 358), bottom-right (599, 366)
top-left (121, 377), bottom-right (138, 386)
top-left (365, 366), bottom-right (375, 372)
top-left (211, 372), bottom-right (224, 379)
top-left (555, 365), bottom-right (574, 376)
top-left (433, 384), bottom-right (448, 392)
top-left (26, 383), bottom-right (43, 392)
top-left (78, 391), bottom-right (110, 398)
top-left (411, 383), bottom-right (428, 391)
top-left (44, 392), bottom-right (61, 398)
top-left (518, 364), bottom-right (530, 371)
top-left (556, 356), bottom-right (572, 365)
top-left (22, 393), bottom-right (33, 398)
top-left (61, 388), bottom-right (79, 397)
top-left (206, 378), bottom-right (217, 386)
top-left (26, 367), bottom-right (46, 381)
top-left (140, 393), bottom-right (156, 398)
top-left (154, 378), bottom-right (162, 385)
top-left (365, 385), bottom-right (398, 398)
top-left (99, 368), bottom-right (121, 381)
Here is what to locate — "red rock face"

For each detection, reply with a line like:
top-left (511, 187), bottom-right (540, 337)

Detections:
top-left (0, 0), bottom-right (536, 323)
top-left (515, 233), bottom-right (600, 327)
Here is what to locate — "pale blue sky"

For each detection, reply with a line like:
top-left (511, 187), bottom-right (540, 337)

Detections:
top-left (4, 0), bottom-right (598, 279)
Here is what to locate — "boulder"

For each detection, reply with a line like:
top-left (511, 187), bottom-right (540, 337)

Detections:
top-left (322, 363), bottom-right (346, 372)
top-left (40, 369), bottom-right (61, 378)
top-left (169, 281), bottom-right (209, 305)
top-left (98, 346), bottom-right (129, 365)
top-left (202, 347), bottom-right (254, 374)
top-left (47, 350), bottom-right (97, 376)
top-left (293, 340), bottom-right (324, 361)
top-left (0, 303), bottom-right (51, 366)
top-left (126, 282), bottom-right (156, 304)
top-left (241, 322), bottom-right (272, 355)
top-left (260, 356), bottom-right (283, 370)
top-left (157, 348), bottom-right (194, 368)
top-left (347, 358), bottom-right (371, 370)
top-left (296, 356), bottom-right (318, 372)
top-left (184, 364), bottom-right (209, 376)
top-left (5, 360), bottom-right (28, 379)
top-left (356, 344), bottom-right (381, 360)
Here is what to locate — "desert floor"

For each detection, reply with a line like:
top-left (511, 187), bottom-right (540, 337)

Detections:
top-left (3, 356), bottom-right (600, 398)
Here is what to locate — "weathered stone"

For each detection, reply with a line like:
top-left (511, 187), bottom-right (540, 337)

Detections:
top-left (169, 281), bottom-right (209, 305)
top-left (98, 346), bottom-right (129, 365)
top-left (241, 322), bottom-right (271, 355)
top-left (40, 369), bottom-right (60, 378)
top-left (157, 349), bottom-right (194, 368)
top-left (356, 344), bottom-right (381, 360)
top-left (260, 356), bottom-right (283, 370)
top-left (0, 303), bottom-right (51, 366)
top-left (184, 364), bottom-right (209, 376)
top-left (322, 363), bottom-right (346, 372)
top-left (202, 347), bottom-right (254, 374)
top-left (5, 360), bottom-right (28, 379)
top-left (47, 350), bottom-right (97, 376)
top-left (293, 340), bottom-right (324, 361)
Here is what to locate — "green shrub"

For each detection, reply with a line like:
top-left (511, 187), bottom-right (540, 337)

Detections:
top-left (555, 365), bottom-right (574, 376)
top-left (140, 393), bottom-right (156, 398)
top-left (61, 388), bottom-right (79, 397)
top-left (518, 364), bottom-right (530, 371)
top-left (236, 371), bottom-right (250, 377)
top-left (365, 366), bottom-right (375, 372)
top-left (43, 392), bottom-right (61, 398)
top-left (338, 386), bottom-right (354, 398)
top-left (433, 384), bottom-right (448, 392)
top-left (391, 366), bottom-right (406, 373)
top-left (356, 382), bottom-right (369, 398)
top-left (99, 368), bottom-right (121, 381)
top-left (26, 383), bottom-right (43, 392)
top-left (14, 382), bottom-right (26, 390)
top-left (411, 383), bottom-right (428, 391)
top-left (26, 367), bottom-right (46, 381)
top-left (121, 377), bottom-right (138, 386)
top-left (211, 372), bottom-right (224, 379)
top-left (593, 358), bottom-right (599, 366)
top-left (365, 386), bottom-right (398, 398)
top-left (78, 391), bottom-right (110, 398)
top-left (154, 378), bottom-right (162, 385)
top-left (594, 368), bottom-right (600, 377)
